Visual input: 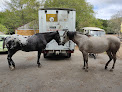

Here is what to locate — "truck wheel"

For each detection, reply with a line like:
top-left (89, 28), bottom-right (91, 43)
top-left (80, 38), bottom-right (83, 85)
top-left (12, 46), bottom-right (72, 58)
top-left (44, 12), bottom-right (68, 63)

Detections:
top-left (43, 53), bottom-right (47, 58)
top-left (67, 53), bottom-right (71, 58)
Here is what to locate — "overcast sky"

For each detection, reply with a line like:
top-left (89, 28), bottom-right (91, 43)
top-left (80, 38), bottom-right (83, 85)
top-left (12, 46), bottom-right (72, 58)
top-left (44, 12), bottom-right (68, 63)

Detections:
top-left (0, 0), bottom-right (122, 20)
top-left (86, 0), bottom-right (122, 20)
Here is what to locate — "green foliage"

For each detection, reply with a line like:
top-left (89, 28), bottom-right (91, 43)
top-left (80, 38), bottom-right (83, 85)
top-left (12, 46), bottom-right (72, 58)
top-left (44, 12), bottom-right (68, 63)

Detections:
top-left (98, 18), bottom-right (122, 34)
top-left (98, 19), bottom-right (108, 32)
top-left (98, 10), bottom-right (122, 34)
top-left (0, 0), bottom-right (103, 33)
top-left (44, 0), bottom-right (103, 31)
top-left (0, 24), bottom-right (9, 34)
top-left (107, 19), bottom-right (121, 34)
top-left (104, 10), bottom-right (122, 34)
top-left (0, 0), bottom-right (40, 34)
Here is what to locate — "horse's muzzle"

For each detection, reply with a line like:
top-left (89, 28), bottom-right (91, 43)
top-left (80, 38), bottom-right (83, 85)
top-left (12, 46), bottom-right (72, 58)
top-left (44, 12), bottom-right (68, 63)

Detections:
top-left (58, 42), bottom-right (62, 45)
top-left (61, 42), bottom-right (65, 46)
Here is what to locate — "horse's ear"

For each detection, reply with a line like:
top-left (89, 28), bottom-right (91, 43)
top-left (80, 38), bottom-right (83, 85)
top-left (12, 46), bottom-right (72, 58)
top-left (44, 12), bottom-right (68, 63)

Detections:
top-left (67, 31), bottom-right (70, 36)
top-left (63, 31), bottom-right (68, 36)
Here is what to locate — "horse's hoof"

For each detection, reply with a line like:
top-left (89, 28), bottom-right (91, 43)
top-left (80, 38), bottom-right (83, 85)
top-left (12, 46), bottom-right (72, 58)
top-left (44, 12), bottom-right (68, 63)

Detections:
top-left (105, 66), bottom-right (107, 70)
top-left (85, 69), bottom-right (88, 72)
top-left (38, 64), bottom-right (42, 68)
top-left (110, 69), bottom-right (113, 72)
top-left (82, 67), bottom-right (85, 69)
top-left (9, 66), bottom-right (15, 71)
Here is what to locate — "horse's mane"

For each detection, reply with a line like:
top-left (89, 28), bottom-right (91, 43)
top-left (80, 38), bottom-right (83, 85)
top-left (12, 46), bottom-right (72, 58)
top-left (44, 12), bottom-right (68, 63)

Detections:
top-left (35, 32), bottom-right (58, 36)
top-left (67, 31), bottom-right (76, 40)
top-left (40, 32), bottom-right (54, 34)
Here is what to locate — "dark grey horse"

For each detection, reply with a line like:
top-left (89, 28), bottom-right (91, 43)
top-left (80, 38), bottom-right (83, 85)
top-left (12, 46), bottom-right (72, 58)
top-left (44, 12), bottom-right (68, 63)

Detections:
top-left (62, 31), bottom-right (120, 72)
top-left (3, 31), bottom-right (61, 70)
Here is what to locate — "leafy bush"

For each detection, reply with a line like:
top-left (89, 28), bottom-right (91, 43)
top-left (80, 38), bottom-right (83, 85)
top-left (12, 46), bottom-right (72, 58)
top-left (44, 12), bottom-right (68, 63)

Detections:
top-left (0, 24), bottom-right (8, 34)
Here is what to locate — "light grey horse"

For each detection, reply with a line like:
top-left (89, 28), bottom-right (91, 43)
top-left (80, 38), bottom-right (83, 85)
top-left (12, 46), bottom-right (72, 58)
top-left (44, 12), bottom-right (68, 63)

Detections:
top-left (62, 31), bottom-right (120, 72)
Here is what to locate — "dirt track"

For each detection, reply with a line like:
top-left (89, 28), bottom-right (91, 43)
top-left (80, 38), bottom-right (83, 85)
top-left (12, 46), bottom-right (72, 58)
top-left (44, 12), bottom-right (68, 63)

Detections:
top-left (0, 46), bottom-right (122, 92)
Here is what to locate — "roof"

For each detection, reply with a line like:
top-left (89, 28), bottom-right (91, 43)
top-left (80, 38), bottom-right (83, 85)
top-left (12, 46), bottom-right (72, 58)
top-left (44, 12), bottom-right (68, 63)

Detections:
top-left (16, 21), bottom-right (39, 30)
top-left (82, 27), bottom-right (105, 31)
top-left (40, 8), bottom-right (76, 11)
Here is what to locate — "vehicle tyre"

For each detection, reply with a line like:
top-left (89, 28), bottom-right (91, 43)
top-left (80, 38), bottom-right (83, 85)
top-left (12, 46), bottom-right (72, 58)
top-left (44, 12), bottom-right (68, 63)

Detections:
top-left (43, 53), bottom-right (47, 58)
top-left (67, 53), bottom-right (71, 58)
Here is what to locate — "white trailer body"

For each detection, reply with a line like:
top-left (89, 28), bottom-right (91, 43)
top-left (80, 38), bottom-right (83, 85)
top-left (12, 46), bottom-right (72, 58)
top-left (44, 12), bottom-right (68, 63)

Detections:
top-left (39, 8), bottom-right (76, 57)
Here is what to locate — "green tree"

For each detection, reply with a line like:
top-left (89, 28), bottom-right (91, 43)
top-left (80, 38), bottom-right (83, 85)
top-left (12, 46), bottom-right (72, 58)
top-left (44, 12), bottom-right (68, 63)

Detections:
top-left (0, 24), bottom-right (9, 34)
top-left (98, 19), bottom-right (109, 33)
top-left (1, 0), bottom-right (40, 33)
top-left (106, 10), bottom-right (122, 34)
top-left (44, 0), bottom-right (103, 31)
top-left (0, 10), bottom-right (21, 34)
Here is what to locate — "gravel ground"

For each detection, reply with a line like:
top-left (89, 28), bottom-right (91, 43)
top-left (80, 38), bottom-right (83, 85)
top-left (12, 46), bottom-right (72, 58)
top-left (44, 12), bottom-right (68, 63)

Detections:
top-left (0, 46), bottom-right (122, 92)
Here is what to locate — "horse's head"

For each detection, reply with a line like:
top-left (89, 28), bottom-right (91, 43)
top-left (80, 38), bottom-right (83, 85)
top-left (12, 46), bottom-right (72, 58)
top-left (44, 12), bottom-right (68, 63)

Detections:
top-left (54, 31), bottom-right (61, 45)
top-left (62, 31), bottom-right (76, 45)
top-left (62, 31), bottom-right (69, 45)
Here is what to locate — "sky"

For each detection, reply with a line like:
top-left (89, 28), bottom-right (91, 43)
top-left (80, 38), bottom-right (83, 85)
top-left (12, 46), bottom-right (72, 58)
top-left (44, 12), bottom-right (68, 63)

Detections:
top-left (0, 0), bottom-right (122, 20)
top-left (0, 0), bottom-right (10, 12)
top-left (86, 0), bottom-right (122, 20)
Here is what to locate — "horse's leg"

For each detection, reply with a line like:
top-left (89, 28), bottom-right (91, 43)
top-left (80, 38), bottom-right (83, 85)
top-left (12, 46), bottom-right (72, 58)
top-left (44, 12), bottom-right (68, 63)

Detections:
top-left (105, 51), bottom-right (113, 70)
top-left (37, 50), bottom-right (42, 68)
top-left (7, 50), bottom-right (17, 70)
top-left (110, 52), bottom-right (116, 71)
top-left (82, 52), bottom-right (86, 69)
top-left (85, 59), bottom-right (88, 72)
top-left (82, 59), bottom-right (86, 69)
top-left (92, 54), bottom-right (96, 59)
top-left (82, 51), bottom-right (88, 72)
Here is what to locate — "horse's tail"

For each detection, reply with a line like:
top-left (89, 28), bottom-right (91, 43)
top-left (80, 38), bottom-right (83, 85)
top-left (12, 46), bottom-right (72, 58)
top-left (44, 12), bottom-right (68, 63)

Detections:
top-left (116, 38), bottom-right (121, 51)
top-left (3, 37), bottom-right (6, 50)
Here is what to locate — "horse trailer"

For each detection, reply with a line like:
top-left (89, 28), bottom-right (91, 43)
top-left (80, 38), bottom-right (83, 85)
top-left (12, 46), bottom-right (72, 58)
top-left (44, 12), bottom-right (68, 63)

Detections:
top-left (39, 8), bottom-right (76, 58)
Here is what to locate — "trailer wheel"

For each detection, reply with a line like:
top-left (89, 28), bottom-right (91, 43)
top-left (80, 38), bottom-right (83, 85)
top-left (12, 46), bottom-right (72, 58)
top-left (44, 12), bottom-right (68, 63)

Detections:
top-left (43, 53), bottom-right (47, 58)
top-left (67, 53), bottom-right (71, 58)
